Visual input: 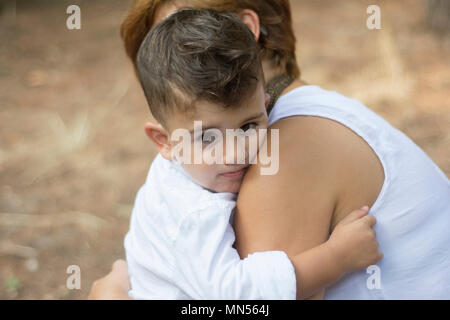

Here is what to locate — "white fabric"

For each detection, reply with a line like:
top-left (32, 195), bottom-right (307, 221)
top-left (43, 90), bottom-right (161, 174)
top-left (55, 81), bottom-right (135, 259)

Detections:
top-left (124, 154), bottom-right (297, 300)
top-left (269, 85), bottom-right (450, 299)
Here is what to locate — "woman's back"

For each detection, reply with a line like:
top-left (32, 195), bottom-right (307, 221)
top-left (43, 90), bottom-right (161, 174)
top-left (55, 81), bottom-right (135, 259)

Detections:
top-left (269, 85), bottom-right (450, 299)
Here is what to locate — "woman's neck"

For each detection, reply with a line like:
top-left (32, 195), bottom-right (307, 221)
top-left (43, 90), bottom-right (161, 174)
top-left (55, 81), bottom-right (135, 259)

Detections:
top-left (281, 78), bottom-right (310, 96)
top-left (262, 60), bottom-right (310, 97)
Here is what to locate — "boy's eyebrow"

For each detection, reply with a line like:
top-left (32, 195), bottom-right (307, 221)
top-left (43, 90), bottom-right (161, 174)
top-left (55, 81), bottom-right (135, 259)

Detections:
top-left (188, 126), bottom-right (218, 135)
top-left (188, 112), bottom-right (266, 134)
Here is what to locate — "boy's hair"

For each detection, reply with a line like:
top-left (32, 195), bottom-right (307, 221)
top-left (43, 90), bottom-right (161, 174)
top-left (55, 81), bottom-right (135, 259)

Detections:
top-left (136, 8), bottom-right (264, 125)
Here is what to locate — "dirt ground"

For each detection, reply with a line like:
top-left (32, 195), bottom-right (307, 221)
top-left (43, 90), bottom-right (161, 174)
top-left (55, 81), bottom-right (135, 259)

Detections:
top-left (0, 0), bottom-right (448, 299)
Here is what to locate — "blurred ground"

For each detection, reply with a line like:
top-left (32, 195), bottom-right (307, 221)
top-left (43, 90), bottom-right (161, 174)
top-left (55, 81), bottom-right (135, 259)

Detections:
top-left (0, 0), bottom-right (449, 299)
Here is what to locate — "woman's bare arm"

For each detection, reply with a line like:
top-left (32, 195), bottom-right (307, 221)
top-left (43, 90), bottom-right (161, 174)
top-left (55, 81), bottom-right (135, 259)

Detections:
top-left (234, 116), bottom-right (385, 299)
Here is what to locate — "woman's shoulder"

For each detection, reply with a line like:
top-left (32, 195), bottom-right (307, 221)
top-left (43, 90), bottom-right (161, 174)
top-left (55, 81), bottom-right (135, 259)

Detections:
top-left (267, 107), bottom-right (386, 226)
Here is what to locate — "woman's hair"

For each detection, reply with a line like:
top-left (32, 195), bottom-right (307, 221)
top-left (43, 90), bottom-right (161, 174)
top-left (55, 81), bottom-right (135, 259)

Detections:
top-left (120, 0), bottom-right (300, 79)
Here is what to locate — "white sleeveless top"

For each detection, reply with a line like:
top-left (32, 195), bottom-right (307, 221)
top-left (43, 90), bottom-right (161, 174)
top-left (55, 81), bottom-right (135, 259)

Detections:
top-left (268, 85), bottom-right (450, 299)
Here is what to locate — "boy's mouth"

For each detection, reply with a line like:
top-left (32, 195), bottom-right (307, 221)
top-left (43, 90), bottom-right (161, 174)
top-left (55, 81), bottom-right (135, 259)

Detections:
top-left (220, 166), bottom-right (250, 179)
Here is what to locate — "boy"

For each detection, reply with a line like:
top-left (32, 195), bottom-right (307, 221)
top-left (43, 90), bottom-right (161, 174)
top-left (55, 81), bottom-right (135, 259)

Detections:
top-left (124, 8), bottom-right (382, 299)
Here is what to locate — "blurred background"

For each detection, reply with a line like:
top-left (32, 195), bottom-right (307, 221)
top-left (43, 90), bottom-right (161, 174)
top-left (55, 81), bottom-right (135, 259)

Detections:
top-left (0, 0), bottom-right (449, 299)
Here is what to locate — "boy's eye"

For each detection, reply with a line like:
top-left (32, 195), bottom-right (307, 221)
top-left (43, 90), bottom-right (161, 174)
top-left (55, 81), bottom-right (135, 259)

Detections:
top-left (240, 122), bottom-right (258, 132)
top-left (201, 132), bottom-right (215, 143)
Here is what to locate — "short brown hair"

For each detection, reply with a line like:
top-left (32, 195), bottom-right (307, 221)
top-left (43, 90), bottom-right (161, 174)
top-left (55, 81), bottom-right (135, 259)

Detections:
top-left (136, 9), bottom-right (263, 124)
top-left (121, 0), bottom-right (300, 79)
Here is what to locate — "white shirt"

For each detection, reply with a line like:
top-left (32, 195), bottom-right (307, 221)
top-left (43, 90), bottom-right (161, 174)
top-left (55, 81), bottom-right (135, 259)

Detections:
top-left (269, 85), bottom-right (450, 299)
top-left (124, 154), bottom-right (297, 300)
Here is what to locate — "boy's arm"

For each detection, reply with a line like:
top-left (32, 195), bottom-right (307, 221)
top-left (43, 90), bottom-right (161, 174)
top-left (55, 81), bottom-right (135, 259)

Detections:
top-left (87, 209), bottom-right (379, 300)
top-left (172, 205), bottom-right (297, 299)
top-left (289, 242), bottom-right (342, 299)
top-left (171, 204), bottom-right (380, 300)
top-left (290, 207), bottom-right (381, 299)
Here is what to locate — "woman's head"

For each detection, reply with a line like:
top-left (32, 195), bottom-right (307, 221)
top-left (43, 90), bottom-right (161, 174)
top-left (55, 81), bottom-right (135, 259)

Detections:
top-left (121, 0), bottom-right (300, 79)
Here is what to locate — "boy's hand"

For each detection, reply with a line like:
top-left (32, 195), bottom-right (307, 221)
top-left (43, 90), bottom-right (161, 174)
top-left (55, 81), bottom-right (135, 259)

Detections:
top-left (328, 206), bottom-right (383, 274)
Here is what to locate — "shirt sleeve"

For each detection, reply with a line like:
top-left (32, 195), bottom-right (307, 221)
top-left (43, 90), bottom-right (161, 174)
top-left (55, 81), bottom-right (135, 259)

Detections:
top-left (171, 203), bottom-right (297, 300)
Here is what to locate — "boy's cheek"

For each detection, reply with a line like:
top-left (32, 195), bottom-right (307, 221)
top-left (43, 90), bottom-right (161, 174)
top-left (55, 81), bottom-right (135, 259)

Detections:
top-left (181, 163), bottom-right (218, 186)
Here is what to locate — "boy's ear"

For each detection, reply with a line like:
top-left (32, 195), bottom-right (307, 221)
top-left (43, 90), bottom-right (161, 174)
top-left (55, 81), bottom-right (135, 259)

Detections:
top-left (144, 122), bottom-right (173, 160)
top-left (238, 9), bottom-right (261, 41)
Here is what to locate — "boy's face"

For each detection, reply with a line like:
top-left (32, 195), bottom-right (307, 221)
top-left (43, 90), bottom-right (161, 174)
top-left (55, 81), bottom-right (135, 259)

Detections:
top-left (164, 81), bottom-right (270, 194)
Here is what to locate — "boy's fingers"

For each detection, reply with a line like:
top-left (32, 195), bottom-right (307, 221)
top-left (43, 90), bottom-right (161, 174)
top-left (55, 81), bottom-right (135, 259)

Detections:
top-left (376, 252), bottom-right (384, 262)
top-left (362, 214), bottom-right (377, 227)
top-left (341, 206), bottom-right (370, 223)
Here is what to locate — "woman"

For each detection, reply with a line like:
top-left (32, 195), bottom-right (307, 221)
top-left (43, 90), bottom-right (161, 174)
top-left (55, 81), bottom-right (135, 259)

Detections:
top-left (90, 0), bottom-right (450, 299)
